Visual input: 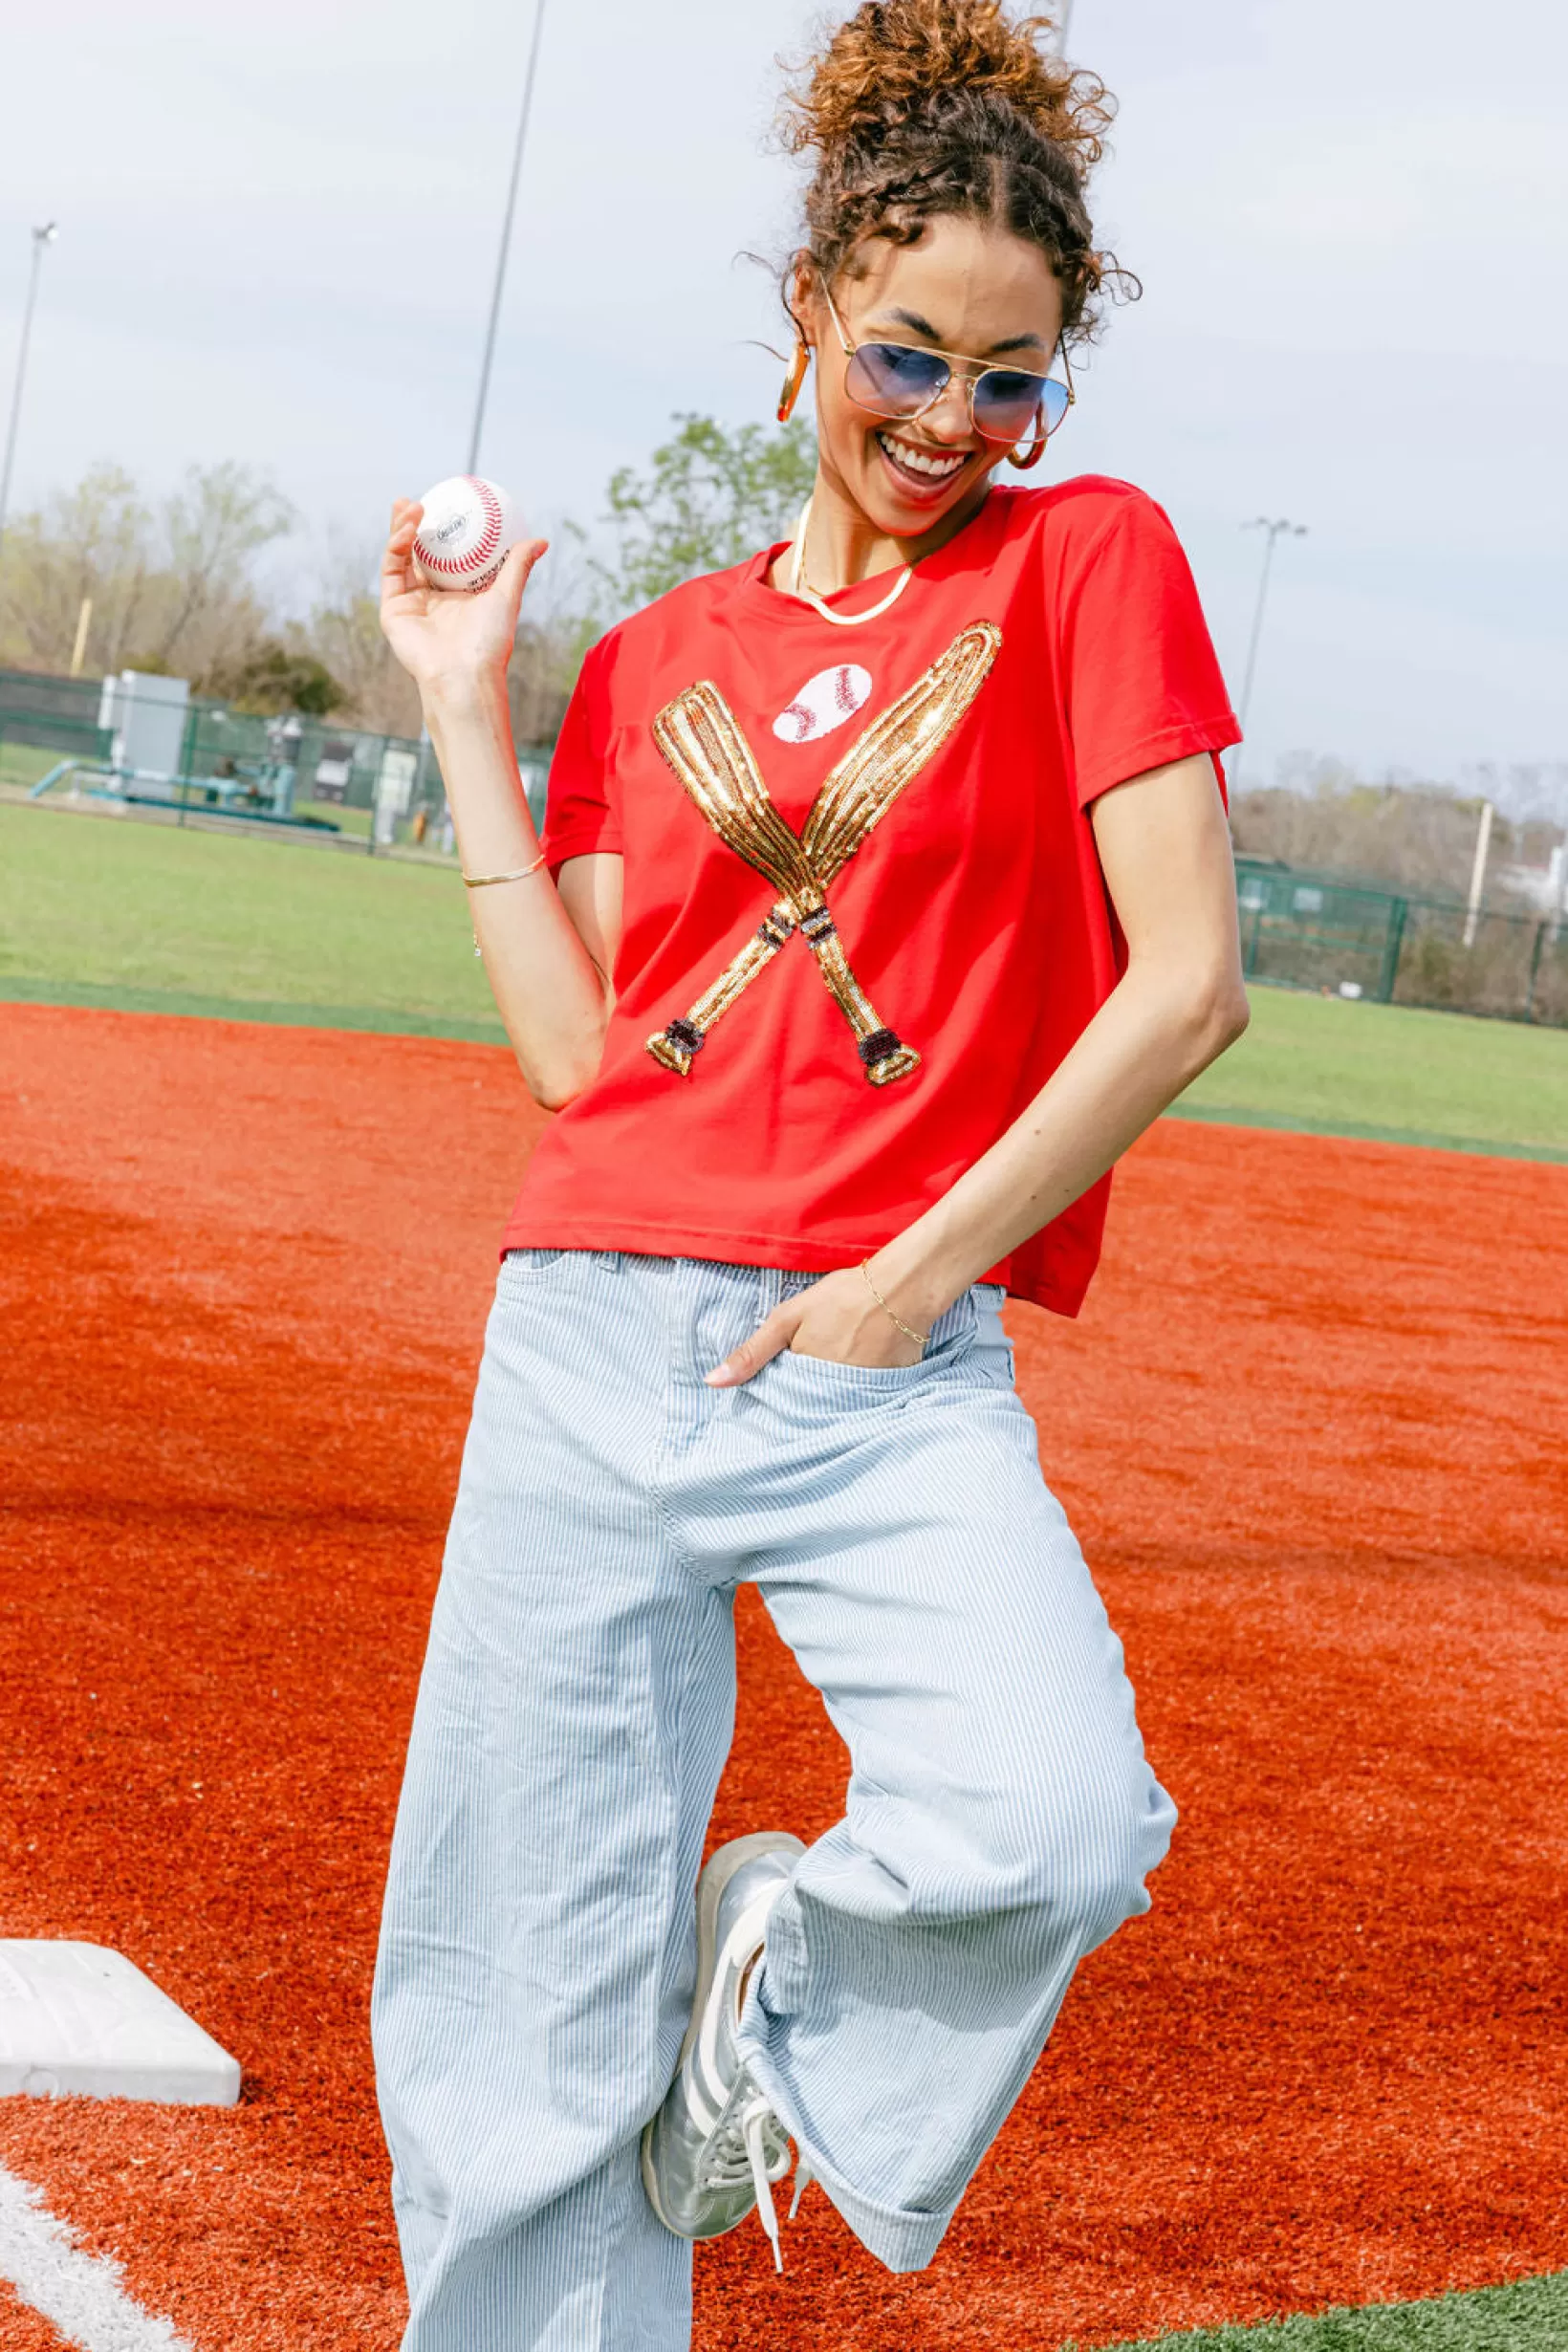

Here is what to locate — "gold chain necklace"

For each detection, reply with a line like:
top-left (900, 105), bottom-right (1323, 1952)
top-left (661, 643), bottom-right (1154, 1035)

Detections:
top-left (787, 498), bottom-right (915, 628)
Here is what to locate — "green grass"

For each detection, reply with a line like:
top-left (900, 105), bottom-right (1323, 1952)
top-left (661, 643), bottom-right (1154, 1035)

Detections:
top-left (0, 741), bottom-right (72, 791)
top-left (3, 797), bottom-right (1567, 1159)
top-left (1179, 986), bottom-right (1568, 1159)
top-left (1093, 2269), bottom-right (1568, 2349)
top-left (0, 798), bottom-right (495, 1028)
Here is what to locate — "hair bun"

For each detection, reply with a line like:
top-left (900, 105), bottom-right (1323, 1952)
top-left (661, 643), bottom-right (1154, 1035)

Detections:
top-left (783, 0), bottom-right (1109, 181)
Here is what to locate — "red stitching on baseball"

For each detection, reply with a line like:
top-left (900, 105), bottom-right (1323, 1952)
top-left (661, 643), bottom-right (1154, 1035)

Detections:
top-left (464, 476), bottom-right (503, 563)
top-left (419, 479), bottom-right (504, 577)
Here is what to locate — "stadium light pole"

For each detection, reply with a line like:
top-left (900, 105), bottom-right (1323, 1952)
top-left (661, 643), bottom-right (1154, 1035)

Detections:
top-left (0, 221), bottom-right (59, 571)
top-left (1230, 515), bottom-right (1307, 790)
top-left (468, 0), bottom-right (548, 474)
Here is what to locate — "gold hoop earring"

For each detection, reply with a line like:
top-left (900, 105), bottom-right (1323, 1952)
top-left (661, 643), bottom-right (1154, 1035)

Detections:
top-left (1007, 406), bottom-right (1049, 470)
top-left (777, 339), bottom-right (810, 425)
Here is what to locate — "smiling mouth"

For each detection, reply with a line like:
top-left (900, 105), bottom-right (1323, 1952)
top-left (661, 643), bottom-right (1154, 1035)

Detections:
top-left (875, 430), bottom-right (970, 490)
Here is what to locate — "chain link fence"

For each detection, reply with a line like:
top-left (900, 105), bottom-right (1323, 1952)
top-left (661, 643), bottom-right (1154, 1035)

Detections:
top-left (0, 668), bottom-right (109, 773)
top-left (1, 666), bottom-right (552, 848)
top-left (1237, 861), bottom-right (1568, 1028)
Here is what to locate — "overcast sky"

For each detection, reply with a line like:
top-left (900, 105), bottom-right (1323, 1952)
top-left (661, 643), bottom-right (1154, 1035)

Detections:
top-left (2, 0), bottom-right (1564, 787)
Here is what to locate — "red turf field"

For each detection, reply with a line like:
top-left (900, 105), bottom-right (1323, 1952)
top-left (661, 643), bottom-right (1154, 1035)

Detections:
top-left (1, 1002), bottom-right (1565, 2351)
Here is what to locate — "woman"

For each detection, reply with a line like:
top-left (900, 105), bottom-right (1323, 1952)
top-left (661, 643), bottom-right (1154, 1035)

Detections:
top-left (372, 3), bottom-right (1246, 2344)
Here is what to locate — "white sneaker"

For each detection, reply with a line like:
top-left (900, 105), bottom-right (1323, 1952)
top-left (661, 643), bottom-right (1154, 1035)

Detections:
top-left (641, 1832), bottom-right (804, 2269)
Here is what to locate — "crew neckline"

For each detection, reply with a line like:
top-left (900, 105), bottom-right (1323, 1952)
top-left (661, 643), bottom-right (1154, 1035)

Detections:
top-left (740, 486), bottom-right (1006, 623)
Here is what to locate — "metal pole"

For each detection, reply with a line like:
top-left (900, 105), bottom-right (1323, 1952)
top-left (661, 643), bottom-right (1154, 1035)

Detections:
top-left (468, 0), bottom-right (548, 474)
top-left (69, 593), bottom-right (93, 676)
top-left (1230, 516), bottom-right (1306, 790)
top-left (1462, 798), bottom-right (1493, 949)
top-left (0, 223), bottom-right (59, 568)
top-left (1547, 840), bottom-right (1566, 947)
top-left (1524, 920), bottom-right (1546, 1022)
top-left (1378, 896), bottom-right (1408, 1004)
top-left (1056, 1), bottom-right (1075, 49)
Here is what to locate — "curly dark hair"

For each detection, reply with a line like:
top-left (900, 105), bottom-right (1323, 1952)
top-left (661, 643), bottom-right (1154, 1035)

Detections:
top-left (780, 0), bottom-right (1137, 347)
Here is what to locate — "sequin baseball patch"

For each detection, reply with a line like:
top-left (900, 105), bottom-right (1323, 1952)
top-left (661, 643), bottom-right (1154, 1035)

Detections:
top-left (773, 663), bottom-right (873, 744)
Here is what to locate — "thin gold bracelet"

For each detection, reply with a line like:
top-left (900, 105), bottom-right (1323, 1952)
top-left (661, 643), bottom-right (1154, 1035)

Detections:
top-left (463, 851), bottom-right (548, 889)
top-left (859, 1258), bottom-right (931, 1352)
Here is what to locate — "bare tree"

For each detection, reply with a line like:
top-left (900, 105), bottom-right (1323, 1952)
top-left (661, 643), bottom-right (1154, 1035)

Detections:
top-left (506, 518), bottom-right (599, 748)
top-left (144, 463), bottom-right (294, 673)
top-left (294, 517), bottom-right (600, 743)
top-left (1230, 759), bottom-right (1539, 907)
top-left (0, 459), bottom-right (292, 685)
top-left (0, 464), bottom-right (152, 671)
top-left (293, 537), bottom-right (423, 736)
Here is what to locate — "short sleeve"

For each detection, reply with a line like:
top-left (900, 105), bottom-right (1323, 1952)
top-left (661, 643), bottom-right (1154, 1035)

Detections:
top-left (1058, 492), bottom-right (1239, 809)
top-left (541, 638), bottom-right (621, 872)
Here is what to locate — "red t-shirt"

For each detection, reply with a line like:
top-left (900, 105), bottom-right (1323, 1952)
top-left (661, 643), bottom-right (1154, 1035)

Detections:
top-left (506, 477), bottom-right (1238, 1315)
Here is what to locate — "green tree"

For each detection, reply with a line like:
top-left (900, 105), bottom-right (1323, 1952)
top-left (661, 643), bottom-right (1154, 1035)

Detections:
top-left (596, 414), bottom-right (817, 614)
top-left (207, 639), bottom-right (344, 717)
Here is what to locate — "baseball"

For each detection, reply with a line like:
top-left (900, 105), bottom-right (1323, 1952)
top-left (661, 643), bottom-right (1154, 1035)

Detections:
top-left (773, 663), bottom-right (873, 745)
top-left (412, 474), bottom-right (523, 593)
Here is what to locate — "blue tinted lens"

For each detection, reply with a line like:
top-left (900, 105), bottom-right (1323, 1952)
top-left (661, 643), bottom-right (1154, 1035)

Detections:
top-left (1037, 377), bottom-right (1072, 432)
top-left (973, 369), bottom-right (1070, 442)
top-left (847, 341), bottom-right (950, 416)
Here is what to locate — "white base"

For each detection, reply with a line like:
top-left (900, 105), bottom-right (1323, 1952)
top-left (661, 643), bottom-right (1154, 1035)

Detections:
top-left (0, 1942), bottom-right (241, 2106)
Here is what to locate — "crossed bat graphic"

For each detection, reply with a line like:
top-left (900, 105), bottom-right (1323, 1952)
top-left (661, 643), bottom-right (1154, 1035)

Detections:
top-left (645, 621), bottom-right (1001, 1087)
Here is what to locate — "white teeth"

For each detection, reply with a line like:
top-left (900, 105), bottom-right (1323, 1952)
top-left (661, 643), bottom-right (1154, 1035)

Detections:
top-left (878, 432), bottom-right (966, 480)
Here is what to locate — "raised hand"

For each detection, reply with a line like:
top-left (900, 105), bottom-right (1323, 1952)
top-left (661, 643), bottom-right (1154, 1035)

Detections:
top-left (380, 497), bottom-right (549, 691)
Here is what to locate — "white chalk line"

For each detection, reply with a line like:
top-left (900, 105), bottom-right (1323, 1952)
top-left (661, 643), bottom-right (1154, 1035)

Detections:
top-left (0, 2160), bottom-right (193, 2351)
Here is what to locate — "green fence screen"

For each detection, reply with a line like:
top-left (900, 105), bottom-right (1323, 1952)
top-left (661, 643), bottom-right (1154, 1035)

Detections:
top-left (1236, 860), bottom-right (1567, 1028)
top-left (1, 668), bottom-right (553, 836)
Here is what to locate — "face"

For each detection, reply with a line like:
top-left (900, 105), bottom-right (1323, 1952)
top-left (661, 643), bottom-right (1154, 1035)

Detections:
top-left (799, 214), bottom-right (1066, 538)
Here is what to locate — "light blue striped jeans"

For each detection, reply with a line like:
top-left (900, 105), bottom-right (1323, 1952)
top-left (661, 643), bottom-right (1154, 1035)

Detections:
top-left (373, 1251), bottom-right (1175, 2351)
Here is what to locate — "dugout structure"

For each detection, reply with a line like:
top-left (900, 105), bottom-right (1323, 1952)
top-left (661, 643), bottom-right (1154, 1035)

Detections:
top-left (1, 667), bottom-right (553, 844)
top-left (0, 666), bottom-right (431, 816)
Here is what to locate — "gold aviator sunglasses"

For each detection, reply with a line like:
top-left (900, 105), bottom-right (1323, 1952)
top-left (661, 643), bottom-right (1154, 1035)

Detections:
top-left (817, 284), bottom-right (1074, 466)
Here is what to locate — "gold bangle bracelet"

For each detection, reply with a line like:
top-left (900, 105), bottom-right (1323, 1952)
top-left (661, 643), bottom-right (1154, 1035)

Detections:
top-left (859, 1257), bottom-right (931, 1352)
top-left (463, 851), bottom-right (548, 889)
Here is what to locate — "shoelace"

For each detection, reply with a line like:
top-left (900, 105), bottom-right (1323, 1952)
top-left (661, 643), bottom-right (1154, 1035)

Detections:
top-left (702, 2091), bottom-right (794, 2270)
top-left (789, 2154), bottom-right (816, 2222)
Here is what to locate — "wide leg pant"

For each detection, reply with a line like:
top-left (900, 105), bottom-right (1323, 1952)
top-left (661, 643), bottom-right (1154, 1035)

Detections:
top-left (372, 1250), bottom-right (1176, 2351)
